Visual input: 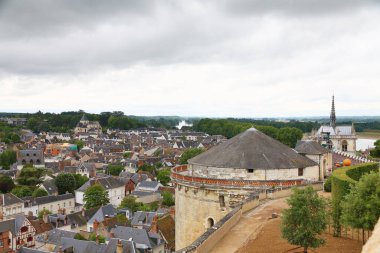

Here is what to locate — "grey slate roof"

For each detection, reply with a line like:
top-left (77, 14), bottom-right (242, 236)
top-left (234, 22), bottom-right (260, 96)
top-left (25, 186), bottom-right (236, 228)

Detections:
top-left (77, 177), bottom-right (125, 192)
top-left (18, 247), bottom-right (48, 253)
top-left (111, 226), bottom-right (160, 249)
top-left (135, 181), bottom-right (160, 190)
top-left (35, 228), bottom-right (76, 244)
top-left (295, 141), bottom-right (330, 155)
top-left (188, 128), bottom-right (317, 169)
top-left (66, 208), bottom-right (99, 227)
top-left (60, 237), bottom-right (138, 253)
top-left (41, 179), bottom-right (58, 195)
top-left (88, 204), bottom-right (117, 224)
top-left (1, 193), bottom-right (23, 206)
top-left (130, 211), bottom-right (156, 229)
top-left (0, 215), bottom-right (26, 234)
top-left (23, 193), bottom-right (74, 206)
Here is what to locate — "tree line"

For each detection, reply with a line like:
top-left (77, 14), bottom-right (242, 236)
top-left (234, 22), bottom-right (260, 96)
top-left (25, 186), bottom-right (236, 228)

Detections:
top-left (0, 111), bottom-right (182, 133)
top-left (193, 118), bottom-right (303, 148)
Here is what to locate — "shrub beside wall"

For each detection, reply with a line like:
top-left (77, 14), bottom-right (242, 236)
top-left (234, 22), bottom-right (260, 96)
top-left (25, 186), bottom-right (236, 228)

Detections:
top-left (331, 163), bottom-right (379, 236)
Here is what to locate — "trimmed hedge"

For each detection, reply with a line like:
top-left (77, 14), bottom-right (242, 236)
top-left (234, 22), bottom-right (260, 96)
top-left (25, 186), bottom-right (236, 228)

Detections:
top-left (331, 162), bottom-right (379, 236)
top-left (324, 177), bottom-right (332, 192)
top-left (346, 163), bottom-right (379, 181)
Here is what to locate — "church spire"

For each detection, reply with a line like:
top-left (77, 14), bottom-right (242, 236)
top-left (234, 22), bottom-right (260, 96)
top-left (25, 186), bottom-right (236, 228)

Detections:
top-left (330, 95), bottom-right (336, 128)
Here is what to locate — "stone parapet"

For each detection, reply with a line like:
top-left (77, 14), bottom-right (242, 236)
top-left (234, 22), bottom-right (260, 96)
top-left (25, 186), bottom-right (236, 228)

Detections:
top-left (171, 165), bottom-right (304, 189)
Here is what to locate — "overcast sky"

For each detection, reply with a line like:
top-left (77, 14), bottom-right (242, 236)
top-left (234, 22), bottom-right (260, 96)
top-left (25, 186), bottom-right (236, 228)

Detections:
top-left (0, 0), bottom-right (379, 117)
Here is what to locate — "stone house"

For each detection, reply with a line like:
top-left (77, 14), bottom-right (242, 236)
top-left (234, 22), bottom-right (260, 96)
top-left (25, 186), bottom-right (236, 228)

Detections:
top-left (295, 140), bottom-right (333, 179)
top-left (0, 193), bottom-right (24, 221)
top-left (23, 194), bottom-right (75, 217)
top-left (0, 215), bottom-right (36, 252)
top-left (75, 176), bottom-right (125, 207)
top-left (17, 150), bottom-right (45, 170)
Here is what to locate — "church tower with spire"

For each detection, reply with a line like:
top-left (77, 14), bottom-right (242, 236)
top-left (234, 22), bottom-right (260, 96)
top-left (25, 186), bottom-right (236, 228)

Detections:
top-left (312, 95), bottom-right (357, 154)
top-left (330, 95), bottom-right (336, 129)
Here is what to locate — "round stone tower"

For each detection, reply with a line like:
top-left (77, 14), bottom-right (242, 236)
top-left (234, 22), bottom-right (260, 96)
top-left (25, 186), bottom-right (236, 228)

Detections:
top-left (173, 128), bottom-right (319, 250)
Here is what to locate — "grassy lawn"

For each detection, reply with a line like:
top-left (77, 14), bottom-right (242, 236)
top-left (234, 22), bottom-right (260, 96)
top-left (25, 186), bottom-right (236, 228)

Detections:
top-left (357, 130), bottom-right (380, 139)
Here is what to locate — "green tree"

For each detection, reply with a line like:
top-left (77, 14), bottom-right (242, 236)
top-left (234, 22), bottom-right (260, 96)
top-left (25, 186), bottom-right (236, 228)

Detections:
top-left (74, 233), bottom-right (87, 241)
top-left (73, 174), bottom-right (89, 189)
top-left (277, 127), bottom-right (303, 148)
top-left (370, 140), bottom-right (380, 158)
top-left (281, 186), bottom-right (328, 253)
top-left (17, 166), bottom-right (46, 186)
top-left (0, 150), bottom-right (17, 170)
top-left (138, 164), bottom-right (156, 174)
top-left (83, 184), bottom-right (110, 209)
top-left (69, 140), bottom-right (85, 151)
top-left (11, 186), bottom-right (33, 198)
top-left (119, 195), bottom-right (140, 213)
top-left (180, 148), bottom-right (204, 165)
top-left (107, 164), bottom-right (124, 176)
top-left (157, 169), bottom-right (171, 186)
top-left (162, 191), bottom-right (175, 206)
top-left (0, 175), bottom-right (15, 193)
top-left (88, 233), bottom-right (106, 243)
top-left (38, 209), bottom-right (52, 219)
top-left (341, 172), bottom-right (380, 242)
top-left (32, 188), bottom-right (48, 197)
top-left (123, 152), bottom-right (132, 159)
top-left (55, 173), bottom-right (76, 194)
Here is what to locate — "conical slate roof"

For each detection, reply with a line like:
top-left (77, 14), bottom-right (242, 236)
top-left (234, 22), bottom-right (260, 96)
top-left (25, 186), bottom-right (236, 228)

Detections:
top-left (188, 128), bottom-right (317, 170)
top-left (80, 114), bottom-right (88, 121)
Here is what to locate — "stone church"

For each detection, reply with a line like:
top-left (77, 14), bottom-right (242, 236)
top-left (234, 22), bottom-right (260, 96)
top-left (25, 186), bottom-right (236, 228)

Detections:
top-left (311, 96), bottom-right (357, 154)
top-left (74, 114), bottom-right (102, 135)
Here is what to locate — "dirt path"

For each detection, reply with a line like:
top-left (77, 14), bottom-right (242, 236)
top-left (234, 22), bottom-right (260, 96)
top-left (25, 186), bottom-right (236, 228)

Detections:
top-left (209, 198), bottom-right (288, 253)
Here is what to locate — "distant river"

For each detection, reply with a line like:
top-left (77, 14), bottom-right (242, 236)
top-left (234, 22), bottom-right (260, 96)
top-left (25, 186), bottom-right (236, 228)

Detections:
top-left (356, 138), bottom-right (377, 151)
top-left (176, 120), bottom-right (193, 129)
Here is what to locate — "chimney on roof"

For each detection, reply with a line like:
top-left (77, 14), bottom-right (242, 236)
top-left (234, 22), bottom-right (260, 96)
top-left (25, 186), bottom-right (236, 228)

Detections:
top-left (81, 208), bottom-right (85, 217)
top-left (116, 240), bottom-right (123, 253)
top-left (93, 219), bottom-right (99, 233)
top-left (43, 213), bottom-right (49, 224)
top-left (169, 207), bottom-right (175, 218)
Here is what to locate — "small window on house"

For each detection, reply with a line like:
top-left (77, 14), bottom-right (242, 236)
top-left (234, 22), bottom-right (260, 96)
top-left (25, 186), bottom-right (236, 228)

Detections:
top-left (247, 169), bottom-right (254, 173)
top-left (219, 195), bottom-right (225, 208)
top-left (298, 168), bottom-right (304, 176)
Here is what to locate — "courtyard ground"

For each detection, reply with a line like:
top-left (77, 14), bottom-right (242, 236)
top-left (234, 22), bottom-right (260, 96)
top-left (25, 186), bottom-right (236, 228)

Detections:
top-left (209, 194), bottom-right (363, 253)
top-left (237, 218), bottom-right (363, 253)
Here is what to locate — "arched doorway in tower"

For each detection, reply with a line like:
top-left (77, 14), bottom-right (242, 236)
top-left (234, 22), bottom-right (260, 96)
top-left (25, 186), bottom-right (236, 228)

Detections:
top-left (207, 217), bottom-right (215, 228)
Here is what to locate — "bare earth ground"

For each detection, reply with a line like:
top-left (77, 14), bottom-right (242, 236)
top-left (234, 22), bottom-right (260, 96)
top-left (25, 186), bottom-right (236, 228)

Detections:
top-left (238, 218), bottom-right (363, 253)
top-left (210, 193), bottom-right (363, 253)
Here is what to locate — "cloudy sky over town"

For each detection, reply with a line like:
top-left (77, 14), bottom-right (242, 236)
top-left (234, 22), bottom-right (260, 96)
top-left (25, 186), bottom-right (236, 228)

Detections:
top-left (0, 0), bottom-right (379, 117)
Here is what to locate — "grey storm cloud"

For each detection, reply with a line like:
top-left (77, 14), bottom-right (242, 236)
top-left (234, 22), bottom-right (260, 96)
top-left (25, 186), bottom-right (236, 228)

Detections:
top-left (0, 0), bottom-right (379, 75)
top-left (221, 0), bottom-right (380, 15)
